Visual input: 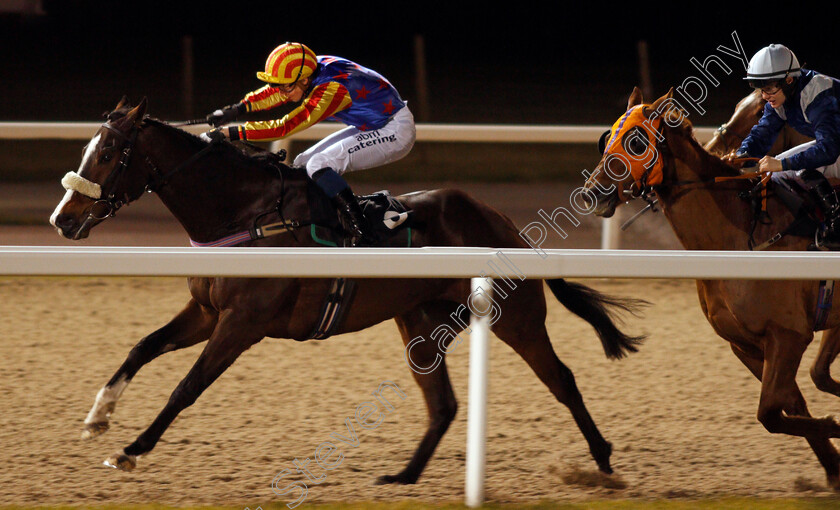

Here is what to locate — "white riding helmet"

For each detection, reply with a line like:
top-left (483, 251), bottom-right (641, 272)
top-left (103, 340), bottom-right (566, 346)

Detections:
top-left (744, 44), bottom-right (801, 85)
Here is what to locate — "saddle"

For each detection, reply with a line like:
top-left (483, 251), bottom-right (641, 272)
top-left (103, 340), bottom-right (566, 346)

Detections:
top-left (237, 144), bottom-right (415, 248)
top-left (737, 176), bottom-right (838, 331)
top-left (739, 175), bottom-right (840, 251)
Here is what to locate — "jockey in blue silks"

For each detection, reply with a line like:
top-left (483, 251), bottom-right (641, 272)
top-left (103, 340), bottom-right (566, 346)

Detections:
top-left (729, 44), bottom-right (840, 249)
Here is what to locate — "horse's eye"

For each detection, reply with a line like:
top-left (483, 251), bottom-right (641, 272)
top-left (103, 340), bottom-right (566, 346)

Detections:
top-left (629, 138), bottom-right (647, 155)
top-left (625, 128), bottom-right (649, 156)
top-left (100, 153), bottom-right (113, 163)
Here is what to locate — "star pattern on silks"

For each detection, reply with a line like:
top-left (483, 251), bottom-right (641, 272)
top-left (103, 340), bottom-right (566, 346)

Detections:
top-left (377, 78), bottom-right (389, 90)
top-left (382, 100), bottom-right (396, 115)
top-left (332, 72), bottom-right (350, 80)
top-left (355, 85), bottom-right (371, 100)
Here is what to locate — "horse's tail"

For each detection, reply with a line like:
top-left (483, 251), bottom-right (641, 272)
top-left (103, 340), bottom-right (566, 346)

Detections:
top-left (546, 278), bottom-right (648, 360)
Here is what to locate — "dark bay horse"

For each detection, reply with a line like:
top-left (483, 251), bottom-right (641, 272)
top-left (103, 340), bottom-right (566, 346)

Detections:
top-left (583, 87), bottom-right (840, 489)
top-left (50, 98), bottom-right (646, 483)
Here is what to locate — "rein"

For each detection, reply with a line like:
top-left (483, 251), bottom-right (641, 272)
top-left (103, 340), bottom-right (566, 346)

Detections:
top-left (622, 146), bottom-right (774, 246)
top-left (143, 141), bottom-right (219, 193)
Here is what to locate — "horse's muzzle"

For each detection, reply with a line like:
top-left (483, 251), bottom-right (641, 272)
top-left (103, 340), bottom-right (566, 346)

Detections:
top-left (584, 188), bottom-right (619, 218)
top-left (51, 212), bottom-right (91, 240)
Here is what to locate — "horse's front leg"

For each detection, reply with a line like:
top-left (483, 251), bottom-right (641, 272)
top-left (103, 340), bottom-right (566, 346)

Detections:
top-left (758, 329), bottom-right (840, 439)
top-left (103, 310), bottom-right (263, 471)
top-left (83, 299), bottom-right (218, 439)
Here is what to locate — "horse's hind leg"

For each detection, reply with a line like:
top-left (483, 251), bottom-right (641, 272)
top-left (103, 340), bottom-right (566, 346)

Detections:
top-left (378, 301), bottom-right (460, 485)
top-left (731, 343), bottom-right (840, 489)
top-left (811, 327), bottom-right (840, 397)
top-left (492, 282), bottom-right (614, 474)
top-left (104, 310), bottom-right (261, 471)
top-left (82, 299), bottom-right (217, 439)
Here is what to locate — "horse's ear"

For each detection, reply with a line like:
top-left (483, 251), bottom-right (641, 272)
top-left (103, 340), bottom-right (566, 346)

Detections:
top-left (648, 88), bottom-right (675, 115)
top-left (627, 86), bottom-right (644, 109)
top-left (114, 95), bottom-right (129, 111)
top-left (125, 97), bottom-right (147, 126)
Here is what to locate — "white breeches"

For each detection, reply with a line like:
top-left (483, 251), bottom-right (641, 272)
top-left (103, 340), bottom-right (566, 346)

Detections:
top-left (293, 106), bottom-right (416, 178)
top-left (771, 141), bottom-right (840, 181)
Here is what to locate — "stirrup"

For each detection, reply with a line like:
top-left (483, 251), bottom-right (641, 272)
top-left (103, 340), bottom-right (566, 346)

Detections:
top-left (338, 205), bottom-right (375, 246)
top-left (809, 226), bottom-right (840, 251)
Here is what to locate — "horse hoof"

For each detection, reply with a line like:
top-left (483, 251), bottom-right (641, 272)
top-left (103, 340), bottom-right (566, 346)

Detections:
top-left (81, 422), bottom-right (109, 439)
top-left (594, 441), bottom-right (613, 474)
top-left (374, 473), bottom-right (416, 485)
top-left (103, 451), bottom-right (136, 472)
top-left (596, 461), bottom-right (614, 475)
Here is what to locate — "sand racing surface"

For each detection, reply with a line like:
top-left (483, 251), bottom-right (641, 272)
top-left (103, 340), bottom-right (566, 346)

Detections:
top-left (1, 182), bottom-right (840, 506)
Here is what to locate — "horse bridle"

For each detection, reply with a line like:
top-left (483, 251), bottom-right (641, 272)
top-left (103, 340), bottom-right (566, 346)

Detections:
top-left (714, 122), bottom-right (749, 153)
top-left (90, 121), bottom-right (142, 219)
top-left (69, 117), bottom-right (299, 244)
top-left (74, 118), bottom-right (217, 226)
top-left (60, 120), bottom-right (144, 240)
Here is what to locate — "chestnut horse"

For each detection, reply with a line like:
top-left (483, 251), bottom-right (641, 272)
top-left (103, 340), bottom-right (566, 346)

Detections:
top-left (583, 87), bottom-right (840, 489)
top-left (50, 98), bottom-right (645, 483)
top-left (704, 91), bottom-right (840, 399)
top-left (705, 88), bottom-right (812, 157)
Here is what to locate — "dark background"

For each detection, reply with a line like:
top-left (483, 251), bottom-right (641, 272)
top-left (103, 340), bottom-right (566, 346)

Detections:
top-left (1, 2), bottom-right (837, 181)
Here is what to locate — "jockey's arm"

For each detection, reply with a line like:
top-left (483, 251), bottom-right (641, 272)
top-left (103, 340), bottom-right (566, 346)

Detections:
top-left (241, 84), bottom-right (291, 113)
top-left (205, 85), bottom-right (286, 129)
top-left (737, 104), bottom-right (786, 159)
top-left (227, 82), bottom-right (352, 142)
top-left (781, 94), bottom-right (840, 171)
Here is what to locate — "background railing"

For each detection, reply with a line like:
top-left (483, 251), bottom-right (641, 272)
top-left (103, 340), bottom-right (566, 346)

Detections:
top-left (0, 121), bottom-right (717, 143)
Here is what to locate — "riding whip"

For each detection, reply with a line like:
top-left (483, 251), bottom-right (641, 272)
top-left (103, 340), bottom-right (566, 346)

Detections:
top-left (620, 199), bottom-right (659, 231)
top-left (170, 119), bottom-right (209, 127)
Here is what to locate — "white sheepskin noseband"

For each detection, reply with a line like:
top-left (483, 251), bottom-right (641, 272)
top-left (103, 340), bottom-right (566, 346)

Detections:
top-left (61, 172), bottom-right (102, 200)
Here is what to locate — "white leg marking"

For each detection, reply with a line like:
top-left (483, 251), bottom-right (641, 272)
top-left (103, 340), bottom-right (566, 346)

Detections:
top-left (84, 374), bottom-right (129, 425)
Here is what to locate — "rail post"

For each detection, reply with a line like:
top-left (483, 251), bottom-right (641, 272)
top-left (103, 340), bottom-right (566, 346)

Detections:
top-left (465, 277), bottom-right (493, 507)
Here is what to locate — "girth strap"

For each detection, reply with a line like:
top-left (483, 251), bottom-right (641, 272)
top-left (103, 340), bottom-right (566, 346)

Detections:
top-left (308, 278), bottom-right (357, 340)
top-left (815, 280), bottom-right (835, 331)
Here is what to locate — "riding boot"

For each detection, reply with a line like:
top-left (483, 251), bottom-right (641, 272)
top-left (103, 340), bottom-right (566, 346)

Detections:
top-left (311, 167), bottom-right (374, 245)
top-left (802, 170), bottom-right (840, 250)
top-left (332, 188), bottom-right (374, 244)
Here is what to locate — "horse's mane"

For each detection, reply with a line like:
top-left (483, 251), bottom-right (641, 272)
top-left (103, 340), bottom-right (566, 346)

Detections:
top-left (137, 116), bottom-right (307, 180)
top-left (667, 114), bottom-right (742, 179)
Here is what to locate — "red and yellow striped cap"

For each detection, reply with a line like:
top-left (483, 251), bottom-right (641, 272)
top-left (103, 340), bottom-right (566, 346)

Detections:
top-left (257, 42), bottom-right (318, 84)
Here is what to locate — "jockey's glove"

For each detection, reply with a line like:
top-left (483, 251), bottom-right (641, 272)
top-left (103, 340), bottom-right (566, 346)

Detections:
top-left (200, 128), bottom-right (226, 144)
top-left (206, 102), bottom-right (246, 127)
